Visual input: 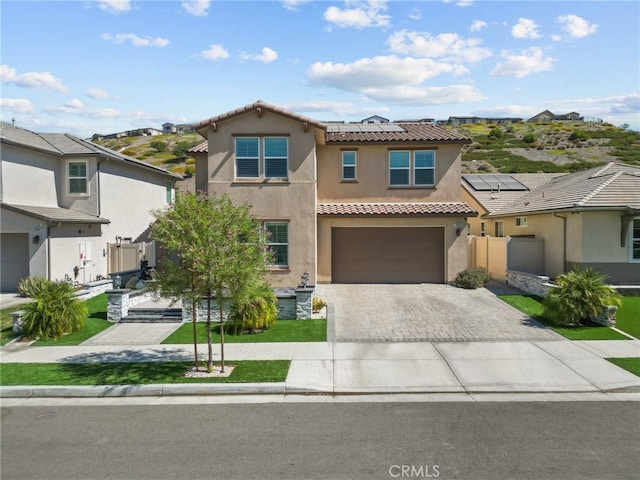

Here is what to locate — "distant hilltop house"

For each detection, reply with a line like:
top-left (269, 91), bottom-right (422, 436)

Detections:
top-left (447, 116), bottom-right (523, 126)
top-left (92, 127), bottom-right (163, 141)
top-left (527, 110), bottom-right (603, 124)
top-left (162, 122), bottom-right (196, 134)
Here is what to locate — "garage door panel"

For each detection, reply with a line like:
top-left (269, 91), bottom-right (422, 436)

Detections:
top-left (1, 233), bottom-right (29, 292)
top-left (332, 227), bottom-right (444, 284)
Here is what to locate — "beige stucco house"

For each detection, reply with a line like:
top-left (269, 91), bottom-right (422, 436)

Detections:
top-left (462, 164), bottom-right (640, 284)
top-left (0, 122), bottom-right (181, 291)
top-left (191, 101), bottom-right (476, 288)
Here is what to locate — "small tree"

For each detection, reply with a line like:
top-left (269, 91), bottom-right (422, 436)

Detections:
top-left (21, 280), bottom-right (87, 340)
top-left (150, 140), bottom-right (167, 153)
top-left (152, 193), bottom-right (271, 372)
top-left (543, 267), bottom-right (622, 326)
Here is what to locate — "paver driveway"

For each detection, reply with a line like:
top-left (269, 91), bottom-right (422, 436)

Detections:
top-left (315, 283), bottom-right (561, 342)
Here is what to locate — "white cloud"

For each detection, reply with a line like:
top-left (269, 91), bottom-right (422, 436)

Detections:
top-left (470, 20), bottom-right (487, 32)
top-left (64, 98), bottom-right (83, 110)
top-left (98, 0), bottom-right (131, 14)
top-left (324, 0), bottom-right (390, 29)
top-left (443, 0), bottom-right (474, 7)
top-left (282, 0), bottom-right (312, 10)
top-left (408, 8), bottom-right (421, 20)
top-left (558, 14), bottom-right (598, 38)
top-left (308, 56), bottom-right (465, 91)
top-left (182, 0), bottom-right (210, 17)
top-left (199, 44), bottom-right (230, 60)
top-left (0, 98), bottom-right (35, 114)
top-left (249, 47), bottom-right (279, 63)
top-left (102, 33), bottom-right (169, 48)
top-left (285, 100), bottom-right (390, 118)
top-left (363, 84), bottom-right (486, 105)
top-left (554, 92), bottom-right (640, 114)
top-left (551, 34), bottom-right (562, 42)
top-left (511, 18), bottom-right (540, 39)
top-left (490, 47), bottom-right (555, 78)
top-left (0, 65), bottom-right (68, 92)
top-left (471, 105), bottom-right (539, 118)
top-left (87, 87), bottom-right (110, 99)
top-left (387, 30), bottom-right (492, 64)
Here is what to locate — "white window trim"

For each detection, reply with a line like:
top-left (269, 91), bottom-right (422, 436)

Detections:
top-left (66, 159), bottom-right (89, 196)
top-left (264, 221), bottom-right (289, 268)
top-left (341, 151), bottom-right (357, 181)
top-left (630, 216), bottom-right (640, 263)
top-left (388, 150), bottom-right (435, 187)
top-left (515, 216), bottom-right (528, 227)
top-left (234, 136), bottom-right (288, 180)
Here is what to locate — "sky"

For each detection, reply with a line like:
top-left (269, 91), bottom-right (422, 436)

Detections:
top-left (1, 0), bottom-right (639, 138)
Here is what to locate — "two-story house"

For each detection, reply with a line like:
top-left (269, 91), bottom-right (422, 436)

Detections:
top-left (191, 101), bottom-right (476, 288)
top-left (0, 122), bottom-right (181, 291)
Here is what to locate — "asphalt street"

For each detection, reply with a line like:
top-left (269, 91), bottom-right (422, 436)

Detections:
top-left (2, 401), bottom-right (639, 480)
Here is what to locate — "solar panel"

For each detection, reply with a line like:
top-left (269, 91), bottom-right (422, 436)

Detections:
top-left (463, 174), bottom-right (528, 191)
top-left (326, 123), bottom-right (405, 133)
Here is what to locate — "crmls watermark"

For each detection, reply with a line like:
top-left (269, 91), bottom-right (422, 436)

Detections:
top-left (388, 464), bottom-right (440, 478)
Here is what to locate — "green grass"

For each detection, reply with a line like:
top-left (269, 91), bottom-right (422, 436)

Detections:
top-left (162, 319), bottom-right (327, 344)
top-left (0, 302), bottom-right (33, 345)
top-left (606, 358), bottom-right (640, 377)
top-left (498, 295), bottom-right (629, 340)
top-left (0, 360), bottom-right (290, 386)
top-left (616, 297), bottom-right (640, 339)
top-left (33, 294), bottom-right (113, 346)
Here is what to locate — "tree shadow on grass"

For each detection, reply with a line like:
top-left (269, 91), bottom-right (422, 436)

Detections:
top-left (61, 348), bottom-right (192, 364)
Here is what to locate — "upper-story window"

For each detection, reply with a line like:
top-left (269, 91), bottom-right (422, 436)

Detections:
top-left (342, 151), bottom-right (356, 181)
top-left (235, 137), bottom-right (288, 180)
top-left (389, 150), bottom-right (435, 187)
top-left (515, 216), bottom-right (528, 227)
top-left (631, 218), bottom-right (640, 261)
top-left (68, 161), bottom-right (88, 194)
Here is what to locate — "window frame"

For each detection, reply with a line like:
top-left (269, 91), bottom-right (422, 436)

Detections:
top-left (388, 150), bottom-right (436, 187)
top-left (67, 160), bottom-right (89, 195)
top-left (495, 221), bottom-right (504, 237)
top-left (515, 216), bottom-right (528, 227)
top-left (264, 221), bottom-right (289, 268)
top-left (630, 217), bottom-right (640, 262)
top-left (234, 136), bottom-right (289, 180)
top-left (341, 151), bottom-right (357, 181)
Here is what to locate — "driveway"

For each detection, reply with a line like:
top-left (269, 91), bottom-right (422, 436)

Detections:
top-left (315, 283), bottom-right (561, 342)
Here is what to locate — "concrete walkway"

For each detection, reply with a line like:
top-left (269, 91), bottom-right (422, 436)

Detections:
top-left (2, 339), bottom-right (639, 397)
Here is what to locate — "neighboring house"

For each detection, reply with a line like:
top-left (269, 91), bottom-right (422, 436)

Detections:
top-left (0, 122), bottom-right (181, 291)
top-left (527, 110), bottom-right (584, 123)
top-left (361, 115), bottom-right (390, 124)
top-left (162, 122), bottom-right (175, 134)
top-left (462, 164), bottom-right (640, 284)
top-left (448, 116), bottom-right (483, 126)
top-left (191, 100), bottom-right (476, 287)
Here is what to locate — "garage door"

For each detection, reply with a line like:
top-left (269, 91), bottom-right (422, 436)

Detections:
top-left (1, 233), bottom-right (30, 292)
top-left (332, 227), bottom-right (444, 284)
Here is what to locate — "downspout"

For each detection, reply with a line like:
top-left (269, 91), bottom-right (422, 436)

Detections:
top-left (553, 213), bottom-right (567, 273)
top-left (46, 222), bottom-right (61, 281)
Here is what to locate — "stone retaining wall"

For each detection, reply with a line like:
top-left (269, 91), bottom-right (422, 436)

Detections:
top-left (106, 289), bottom-right (156, 322)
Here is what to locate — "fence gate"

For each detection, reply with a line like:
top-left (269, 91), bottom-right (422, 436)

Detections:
top-left (107, 241), bottom-right (155, 274)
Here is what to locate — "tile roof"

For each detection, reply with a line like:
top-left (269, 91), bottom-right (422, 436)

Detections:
top-left (1, 202), bottom-right (110, 224)
top-left (326, 122), bottom-right (471, 143)
top-left (194, 100), bottom-right (327, 133)
top-left (317, 202), bottom-right (477, 216)
top-left (190, 141), bottom-right (208, 153)
top-left (486, 163), bottom-right (640, 217)
top-left (1, 122), bottom-right (182, 179)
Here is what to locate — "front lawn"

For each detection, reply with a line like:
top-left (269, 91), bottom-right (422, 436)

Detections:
top-left (0, 360), bottom-right (290, 385)
top-left (33, 294), bottom-right (113, 346)
top-left (616, 297), bottom-right (640, 339)
top-left (0, 302), bottom-right (32, 346)
top-left (162, 319), bottom-right (327, 344)
top-left (498, 295), bottom-right (629, 340)
top-left (606, 358), bottom-right (640, 377)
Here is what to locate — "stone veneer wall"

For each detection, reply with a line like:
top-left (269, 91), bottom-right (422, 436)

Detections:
top-left (106, 289), bottom-right (156, 322)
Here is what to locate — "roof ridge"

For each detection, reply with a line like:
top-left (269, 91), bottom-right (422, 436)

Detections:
top-left (591, 162), bottom-right (615, 177)
top-left (574, 171), bottom-right (622, 206)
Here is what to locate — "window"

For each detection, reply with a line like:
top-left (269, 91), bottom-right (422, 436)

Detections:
top-left (515, 216), bottom-right (527, 227)
top-left (495, 221), bottom-right (504, 237)
top-left (632, 218), bottom-right (640, 261)
top-left (165, 182), bottom-right (174, 204)
top-left (480, 222), bottom-right (485, 237)
top-left (342, 151), bottom-right (356, 180)
top-left (265, 222), bottom-right (288, 267)
top-left (389, 150), bottom-right (435, 187)
top-left (234, 136), bottom-right (288, 179)
top-left (68, 161), bottom-right (88, 194)
top-left (235, 137), bottom-right (260, 178)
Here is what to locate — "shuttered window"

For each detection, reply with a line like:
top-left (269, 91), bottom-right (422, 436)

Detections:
top-left (264, 137), bottom-right (288, 178)
top-left (265, 222), bottom-right (288, 267)
top-left (235, 137), bottom-right (260, 178)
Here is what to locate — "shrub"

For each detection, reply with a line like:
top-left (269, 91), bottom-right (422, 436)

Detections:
top-left (17, 276), bottom-right (48, 298)
top-left (569, 130), bottom-right (589, 142)
top-left (522, 133), bottom-right (536, 144)
top-left (312, 296), bottom-right (327, 313)
top-left (452, 267), bottom-right (490, 289)
top-left (149, 140), bottom-right (167, 152)
top-left (21, 280), bottom-right (87, 340)
top-left (543, 267), bottom-right (622, 326)
top-left (228, 281), bottom-right (278, 334)
top-left (488, 128), bottom-right (504, 138)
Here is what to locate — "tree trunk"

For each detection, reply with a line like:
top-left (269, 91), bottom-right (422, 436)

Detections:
top-left (191, 298), bottom-right (198, 370)
top-left (219, 298), bottom-right (225, 372)
top-left (206, 295), bottom-right (213, 372)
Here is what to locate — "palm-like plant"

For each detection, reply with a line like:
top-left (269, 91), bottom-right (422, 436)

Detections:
top-left (21, 280), bottom-right (87, 340)
top-left (228, 281), bottom-right (277, 335)
top-left (543, 267), bottom-right (622, 326)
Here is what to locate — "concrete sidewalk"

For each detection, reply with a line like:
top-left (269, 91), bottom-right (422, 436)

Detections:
top-left (1, 339), bottom-right (639, 397)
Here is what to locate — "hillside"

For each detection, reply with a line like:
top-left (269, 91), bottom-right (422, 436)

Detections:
top-left (92, 122), bottom-right (639, 177)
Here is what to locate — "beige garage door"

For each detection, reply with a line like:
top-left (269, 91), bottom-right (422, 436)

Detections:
top-left (1, 233), bottom-right (29, 292)
top-left (332, 227), bottom-right (445, 284)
